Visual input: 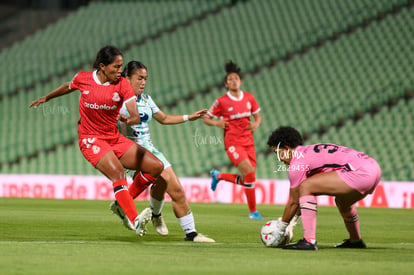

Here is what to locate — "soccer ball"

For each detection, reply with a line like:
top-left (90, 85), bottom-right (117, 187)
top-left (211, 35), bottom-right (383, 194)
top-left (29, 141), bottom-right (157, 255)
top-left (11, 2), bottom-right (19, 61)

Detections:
top-left (260, 220), bottom-right (291, 247)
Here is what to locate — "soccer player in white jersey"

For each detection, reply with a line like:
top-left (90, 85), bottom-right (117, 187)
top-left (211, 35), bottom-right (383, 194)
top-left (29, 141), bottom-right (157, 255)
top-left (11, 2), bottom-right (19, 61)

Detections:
top-left (203, 60), bottom-right (263, 220)
top-left (110, 60), bottom-right (215, 242)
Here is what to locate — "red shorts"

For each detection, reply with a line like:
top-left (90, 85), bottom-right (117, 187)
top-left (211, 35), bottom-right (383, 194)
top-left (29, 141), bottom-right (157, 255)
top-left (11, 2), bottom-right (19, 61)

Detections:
top-left (225, 145), bottom-right (256, 167)
top-left (78, 134), bottom-right (135, 167)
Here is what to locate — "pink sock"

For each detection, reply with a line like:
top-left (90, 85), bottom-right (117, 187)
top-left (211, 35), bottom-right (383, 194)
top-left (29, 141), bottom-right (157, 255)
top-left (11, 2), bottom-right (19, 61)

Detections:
top-left (299, 195), bottom-right (317, 243)
top-left (340, 206), bottom-right (361, 241)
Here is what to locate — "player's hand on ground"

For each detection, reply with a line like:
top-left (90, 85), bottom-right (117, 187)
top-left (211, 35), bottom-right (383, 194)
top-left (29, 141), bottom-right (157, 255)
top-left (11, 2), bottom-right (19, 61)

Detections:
top-left (29, 96), bottom-right (47, 108)
top-left (189, 109), bottom-right (208, 121)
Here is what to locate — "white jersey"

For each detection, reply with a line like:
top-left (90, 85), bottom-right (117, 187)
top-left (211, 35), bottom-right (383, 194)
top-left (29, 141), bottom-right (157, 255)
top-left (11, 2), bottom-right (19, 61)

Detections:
top-left (119, 93), bottom-right (159, 144)
top-left (119, 93), bottom-right (171, 170)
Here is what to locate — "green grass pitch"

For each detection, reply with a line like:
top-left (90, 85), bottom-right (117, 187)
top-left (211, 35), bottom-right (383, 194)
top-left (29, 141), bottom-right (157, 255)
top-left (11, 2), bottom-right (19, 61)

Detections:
top-left (1, 198), bottom-right (413, 274)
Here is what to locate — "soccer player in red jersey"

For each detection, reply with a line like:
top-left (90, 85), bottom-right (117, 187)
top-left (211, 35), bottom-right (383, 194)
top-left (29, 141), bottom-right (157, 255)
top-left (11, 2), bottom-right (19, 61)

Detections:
top-left (266, 126), bottom-right (381, 250)
top-left (29, 46), bottom-right (164, 236)
top-left (203, 60), bottom-right (263, 220)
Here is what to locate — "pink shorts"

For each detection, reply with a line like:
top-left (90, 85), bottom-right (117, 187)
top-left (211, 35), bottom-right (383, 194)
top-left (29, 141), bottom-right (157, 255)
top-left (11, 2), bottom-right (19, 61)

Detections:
top-left (336, 158), bottom-right (381, 195)
top-left (225, 145), bottom-right (256, 167)
top-left (78, 134), bottom-right (135, 167)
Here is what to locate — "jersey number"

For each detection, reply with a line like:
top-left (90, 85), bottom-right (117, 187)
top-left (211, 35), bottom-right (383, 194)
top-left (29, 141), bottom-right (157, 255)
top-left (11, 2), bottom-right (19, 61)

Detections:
top-left (313, 143), bottom-right (339, 154)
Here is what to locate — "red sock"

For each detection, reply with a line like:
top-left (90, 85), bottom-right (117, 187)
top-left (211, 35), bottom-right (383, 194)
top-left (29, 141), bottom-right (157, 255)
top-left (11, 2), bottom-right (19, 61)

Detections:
top-left (113, 179), bottom-right (137, 223)
top-left (340, 206), bottom-right (361, 241)
top-left (243, 172), bottom-right (257, 212)
top-left (217, 173), bottom-right (238, 184)
top-left (299, 195), bottom-right (318, 243)
top-left (129, 172), bottom-right (157, 199)
top-left (244, 188), bottom-right (257, 213)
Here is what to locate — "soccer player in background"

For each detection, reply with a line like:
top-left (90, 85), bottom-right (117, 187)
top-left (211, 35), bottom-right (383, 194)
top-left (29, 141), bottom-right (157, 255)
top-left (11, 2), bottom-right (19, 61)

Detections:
top-left (266, 126), bottom-right (382, 250)
top-left (203, 60), bottom-right (263, 220)
top-left (29, 46), bottom-right (164, 237)
top-left (113, 60), bottom-right (215, 242)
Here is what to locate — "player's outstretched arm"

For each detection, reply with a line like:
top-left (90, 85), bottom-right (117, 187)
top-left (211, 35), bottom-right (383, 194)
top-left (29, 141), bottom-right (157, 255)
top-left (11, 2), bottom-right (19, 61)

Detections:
top-left (29, 83), bottom-right (73, 108)
top-left (153, 109), bottom-right (208, 125)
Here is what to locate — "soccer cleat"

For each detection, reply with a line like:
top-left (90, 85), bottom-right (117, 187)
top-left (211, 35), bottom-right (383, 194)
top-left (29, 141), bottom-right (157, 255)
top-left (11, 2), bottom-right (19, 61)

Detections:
top-left (248, 211), bottom-right (264, 220)
top-left (210, 169), bottom-right (220, 191)
top-left (335, 239), bottom-right (367, 248)
top-left (283, 238), bottom-right (318, 250)
top-left (134, 208), bottom-right (152, 237)
top-left (185, 232), bottom-right (216, 243)
top-left (109, 200), bottom-right (134, 230)
top-left (152, 215), bottom-right (169, 236)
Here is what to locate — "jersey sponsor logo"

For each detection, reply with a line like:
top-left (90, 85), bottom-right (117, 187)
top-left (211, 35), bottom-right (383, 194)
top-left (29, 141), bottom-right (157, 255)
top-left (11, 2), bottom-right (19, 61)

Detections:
top-left (112, 92), bottom-right (120, 102)
top-left (140, 112), bottom-right (150, 123)
top-left (84, 102), bottom-right (117, 110)
top-left (246, 102), bottom-right (251, 109)
top-left (229, 111), bottom-right (251, 119)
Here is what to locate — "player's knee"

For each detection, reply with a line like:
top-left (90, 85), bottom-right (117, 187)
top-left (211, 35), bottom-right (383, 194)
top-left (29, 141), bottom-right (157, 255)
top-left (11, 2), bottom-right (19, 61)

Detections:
top-left (167, 184), bottom-right (186, 202)
top-left (298, 181), bottom-right (313, 196)
top-left (244, 171), bottom-right (256, 183)
top-left (147, 158), bottom-right (164, 177)
top-left (335, 197), bottom-right (351, 213)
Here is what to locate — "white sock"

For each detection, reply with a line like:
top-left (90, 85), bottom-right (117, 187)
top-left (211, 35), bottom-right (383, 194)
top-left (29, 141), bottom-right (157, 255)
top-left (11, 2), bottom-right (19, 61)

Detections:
top-left (150, 196), bottom-right (164, 216)
top-left (178, 211), bottom-right (196, 234)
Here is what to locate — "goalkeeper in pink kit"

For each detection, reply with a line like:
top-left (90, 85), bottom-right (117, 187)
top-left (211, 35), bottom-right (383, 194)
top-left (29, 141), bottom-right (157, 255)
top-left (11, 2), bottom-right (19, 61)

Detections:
top-left (267, 126), bottom-right (381, 250)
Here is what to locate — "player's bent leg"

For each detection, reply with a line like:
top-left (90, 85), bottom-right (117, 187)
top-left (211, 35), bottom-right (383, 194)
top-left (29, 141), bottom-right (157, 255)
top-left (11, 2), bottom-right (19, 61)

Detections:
top-left (121, 144), bottom-right (164, 200)
top-left (119, 143), bottom-right (164, 177)
top-left (165, 167), bottom-right (215, 242)
top-left (165, 167), bottom-right (191, 218)
top-left (237, 160), bottom-right (263, 219)
top-left (335, 193), bottom-right (367, 248)
top-left (299, 171), bottom-right (356, 197)
top-left (298, 172), bottom-right (365, 247)
top-left (96, 151), bottom-right (139, 227)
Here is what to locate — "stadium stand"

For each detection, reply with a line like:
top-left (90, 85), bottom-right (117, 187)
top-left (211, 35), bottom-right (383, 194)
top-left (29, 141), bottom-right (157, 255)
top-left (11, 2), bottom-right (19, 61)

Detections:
top-left (1, 0), bottom-right (413, 181)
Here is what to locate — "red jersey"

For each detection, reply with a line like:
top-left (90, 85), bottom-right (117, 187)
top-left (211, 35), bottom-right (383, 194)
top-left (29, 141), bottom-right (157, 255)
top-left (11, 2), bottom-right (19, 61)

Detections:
top-left (207, 91), bottom-right (260, 147)
top-left (69, 70), bottom-right (136, 139)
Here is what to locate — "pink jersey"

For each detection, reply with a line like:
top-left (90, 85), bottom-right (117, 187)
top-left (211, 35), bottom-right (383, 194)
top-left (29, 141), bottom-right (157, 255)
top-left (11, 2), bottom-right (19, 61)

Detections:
top-left (70, 71), bottom-right (136, 139)
top-left (207, 91), bottom-right (260, 147)
top-left (288, 143), bottom-right (374, 189)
